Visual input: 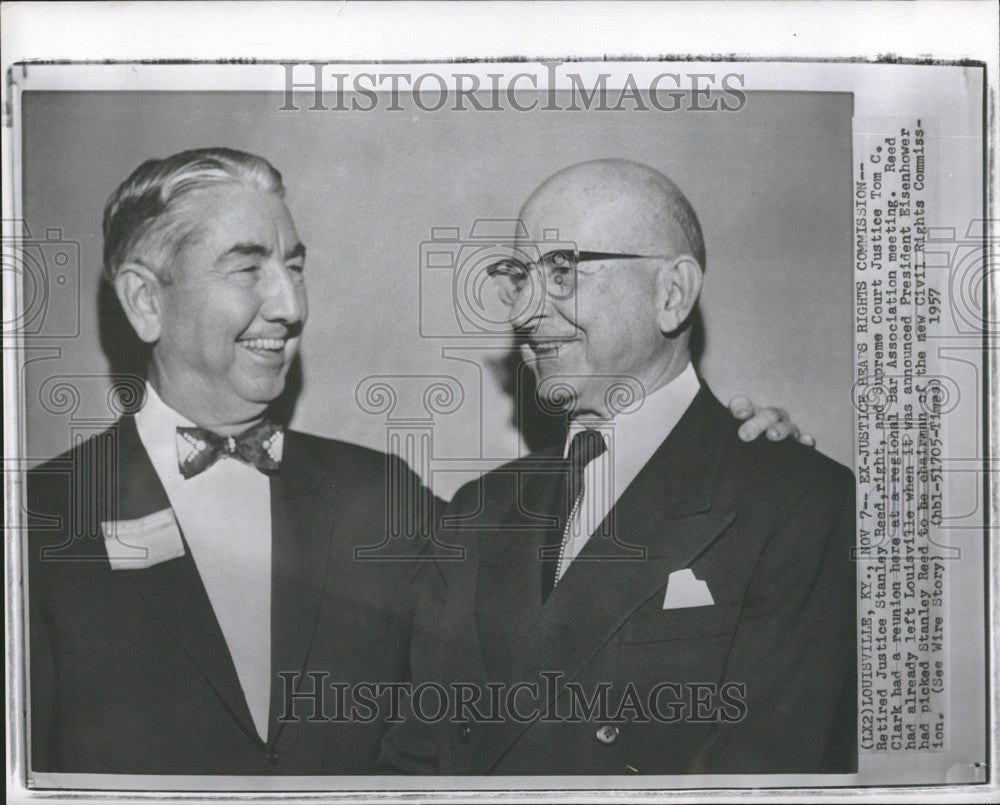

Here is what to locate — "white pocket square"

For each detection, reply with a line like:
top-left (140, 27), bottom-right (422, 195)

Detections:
top-left (662, 568), bottom-right (715, 610)
top-left (102, 508), bottom-right (185, 570)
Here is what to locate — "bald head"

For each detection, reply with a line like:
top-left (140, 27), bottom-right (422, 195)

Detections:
top-left (510, 159), bottom-right (705, 419)
top-left (518, 159), bottom-right (704, 269)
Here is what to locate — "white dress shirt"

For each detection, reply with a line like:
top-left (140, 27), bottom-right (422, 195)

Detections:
top-left (135, 383), bottom-right (272, 742)
top-left (556, 362), bottom-right (700, 582)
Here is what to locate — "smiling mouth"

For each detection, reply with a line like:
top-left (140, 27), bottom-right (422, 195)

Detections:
top-left (527, 338), bottom-right (577, 356)
top-left (238, 337), bottom-right (288, 356)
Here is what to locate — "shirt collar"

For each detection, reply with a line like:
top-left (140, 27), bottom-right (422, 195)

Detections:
top-left (134, 381), bottom-right (197, 483)
top-left (564, 362), bottom-right (700, 465)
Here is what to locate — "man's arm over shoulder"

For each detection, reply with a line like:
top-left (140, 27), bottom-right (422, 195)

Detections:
top-left (293, 432), bottom-right (449, 773)
top-left (375, 555), bottom-right (447, 774)
top-left (294, 429), bottom-right (449, 621)
top-left (290, 430), bottom-right (446, 555)
top-left (375, 469), bottom-right (492, 775)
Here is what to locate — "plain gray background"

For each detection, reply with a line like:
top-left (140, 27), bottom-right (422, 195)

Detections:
top-left (21, 90), bottom-right (854, 499)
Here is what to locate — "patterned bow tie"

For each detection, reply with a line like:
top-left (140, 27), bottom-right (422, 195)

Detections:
top-left (176, 421), bottom-right (284, 479)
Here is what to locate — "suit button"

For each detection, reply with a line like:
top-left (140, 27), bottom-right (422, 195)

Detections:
top-left (458, 723), bottom-right (472, 744)
top-left (595, 725), bottom-right (619, 746)
top-left (266, 749), bottom-right (280, 765)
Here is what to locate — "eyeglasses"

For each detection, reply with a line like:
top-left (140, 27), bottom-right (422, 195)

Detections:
top-left (486, 249), bottom-right (671, 306)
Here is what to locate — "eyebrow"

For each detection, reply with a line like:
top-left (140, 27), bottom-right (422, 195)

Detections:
top-left (217, 241), bottom-right (307, 263)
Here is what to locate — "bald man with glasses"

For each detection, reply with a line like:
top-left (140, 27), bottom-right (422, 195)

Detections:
top-left (381, 159), bottom-right (857, 776)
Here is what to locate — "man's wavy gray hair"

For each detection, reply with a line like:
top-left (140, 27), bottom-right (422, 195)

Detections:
top-left (102, 147), bottom-right (285, 283)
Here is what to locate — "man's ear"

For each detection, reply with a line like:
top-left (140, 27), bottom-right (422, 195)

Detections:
top-left (654, 255), bottom-right (703, 335)
top-left (113, 262), bottom-right (165, 344)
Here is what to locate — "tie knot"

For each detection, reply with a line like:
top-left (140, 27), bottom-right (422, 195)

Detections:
top-left (568, 428), bottom-right (607, 472)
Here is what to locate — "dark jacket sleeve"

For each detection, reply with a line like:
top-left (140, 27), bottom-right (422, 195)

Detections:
top-left (376, 556), bottom-right (447, 774)
top-left (374, 452), bottom-right (449, 774)
top-left (26, 469), bottom-right (60, 773)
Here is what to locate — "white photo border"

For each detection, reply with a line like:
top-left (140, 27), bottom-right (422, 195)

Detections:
top-left (3, 2), bottom-right (997, 803)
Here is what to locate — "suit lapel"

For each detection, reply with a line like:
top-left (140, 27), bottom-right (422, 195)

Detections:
top-left (111, 415), bottom-right (261, 744)
top-left (267, 431), bottom-right (340, 747)
top-left (475, 385), bottom-right (738, 773)
top-left (474, 447), bottom-right (564, 680)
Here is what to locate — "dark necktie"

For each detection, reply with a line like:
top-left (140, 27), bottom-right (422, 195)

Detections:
top-left (541, 428), bottom-right (608, 601)
top-left (176, 421), bottom-right (284, 479)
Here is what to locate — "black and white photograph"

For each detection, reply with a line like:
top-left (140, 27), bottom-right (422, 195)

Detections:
top-left (2, 2), bottom-right (996, 802)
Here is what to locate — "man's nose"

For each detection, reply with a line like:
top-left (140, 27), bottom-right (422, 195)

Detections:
top-left (508, 280), bottom-right (549, 332)
top-left (259, 263), bottom-right (306, 324)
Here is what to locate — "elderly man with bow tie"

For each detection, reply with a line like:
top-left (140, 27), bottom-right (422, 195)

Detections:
top-left (25, 148), bottom-right (443, 776)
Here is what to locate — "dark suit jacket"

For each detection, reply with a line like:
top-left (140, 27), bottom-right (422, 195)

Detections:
top-left (27, 415), bottom-right (439, 775)
top-left (381, 384), bottom-right (857, 775)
